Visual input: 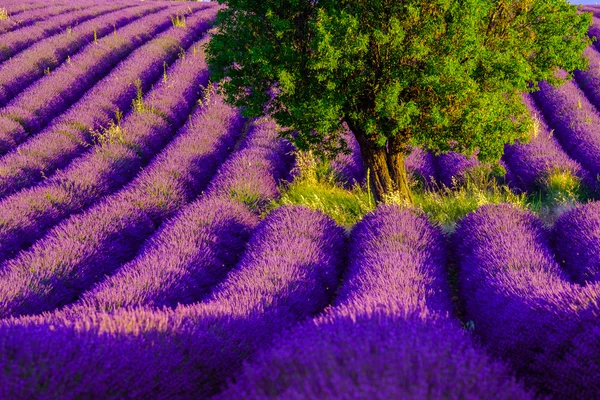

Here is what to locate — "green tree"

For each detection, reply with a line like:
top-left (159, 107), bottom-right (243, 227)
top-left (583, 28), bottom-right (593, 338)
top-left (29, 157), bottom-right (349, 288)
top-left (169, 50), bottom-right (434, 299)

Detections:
top-left (207, 0), bottom-right (591, 203)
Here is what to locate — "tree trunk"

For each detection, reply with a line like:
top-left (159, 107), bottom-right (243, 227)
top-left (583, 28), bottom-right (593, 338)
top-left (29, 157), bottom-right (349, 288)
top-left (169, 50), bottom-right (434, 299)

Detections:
top-left (353, 134), bottom-right (413, 205)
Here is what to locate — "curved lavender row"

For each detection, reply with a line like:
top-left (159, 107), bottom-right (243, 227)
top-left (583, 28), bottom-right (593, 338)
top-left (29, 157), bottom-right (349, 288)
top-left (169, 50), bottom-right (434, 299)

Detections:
top-left (0, 3), bottom-right (92, 35)
top-left (0, 92), bottom-right (241, 318)
top-left (330, 128), bottom-right (365, 188)
top-left (0, 3), bottom-right (129, 66)
top-left (219, 206), bottom-right (531, 399)
top-left (587, 16), bottom-right (600, 48)
top-left (74, 101), bottom-right (254, 313)
top-left (206, 119), bottom-right (294, 211)
top-left (552, 201), bottom-right (600, 284)
top-left (0, 4), bottom-right (173, 137)
top-left (455, 204), bottom-right (600, 398)
top-left (0, 2), bottom-right (49, 15)
top-left (574, 46), bottom-right (600, 108)
top-left (0, 14), bottom-right (216, 200)
top-left (502, 93), bottom-right (589, 193)
top-left (0, 206), bottom-right (345, 398)
top-left (76, 118), bottom-right (292, 312)
top-left (435, 151), bottom-right (480, 188)
top-left (0, 3), bottom-right (154, 110)
top-left (532, 74), bottom-right (600, 180)
top-left (0, 30), bottom-right (214, 267)
top-left (334, 205), bottom-right (452, 313)
top-left (405, 146), bottom-right (437, 188)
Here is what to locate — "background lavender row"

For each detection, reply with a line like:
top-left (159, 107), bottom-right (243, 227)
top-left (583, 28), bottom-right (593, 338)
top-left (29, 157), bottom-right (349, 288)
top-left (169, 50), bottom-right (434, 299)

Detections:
top-left (0, 10), bottom-right (216, 200)
top-left (532, 71), bottom-right (600, 181)
top-left (454, 204), bottom-right (600, 398)
top-left (76, 117), bottom-right (291, 312)
top-left (0, 206), bottom-right (345, 398)
top-left (0, 3), bottom-right (92, 35)
top-left (205, 118), bottom-right (295, 211)
top-left (329, 127), bottom-right (366, 188)
top-left (0, 4), bottom-right (171, 138)
top-left (552, 201), bottom-right (600, 284)
top-left (0, 1), bottom-right (49, 15)
top-left (220, 206), bottom-right (531, 399)
top-left (0, 3), bottom-right (129, 65)
top-left (0, 29), bottom-right (213, 268)
top-left (0, 3), bottom-right (157, 109)
top-left (502, 93), bottom-right (590, 193)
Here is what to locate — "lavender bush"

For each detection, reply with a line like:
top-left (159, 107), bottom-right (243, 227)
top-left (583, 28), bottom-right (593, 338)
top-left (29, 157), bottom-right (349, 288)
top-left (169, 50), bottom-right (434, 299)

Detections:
top-left (0, 4), bottom-right (203, 137)
top-left (0, 36), bottom-right (216, 266)
top-left (552, 201), bottom-right (600, 284)
top-left (0, 12), bottom-right (215, 199)
top-left (0, 206), bottom-right (345, 398)
top-left (455, 204), bottom-right (600, 398)
top-left (0, 93), bottom-right (243, 317)
top-left (502, 93), bottom-right (589, 192)
top-left (219, 205), bottom-right (531, 399)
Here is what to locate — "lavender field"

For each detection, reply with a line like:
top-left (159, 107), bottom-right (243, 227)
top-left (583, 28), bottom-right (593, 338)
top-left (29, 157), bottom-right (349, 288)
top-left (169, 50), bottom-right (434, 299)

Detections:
top-left (0, 0), bottom-right (599, 399)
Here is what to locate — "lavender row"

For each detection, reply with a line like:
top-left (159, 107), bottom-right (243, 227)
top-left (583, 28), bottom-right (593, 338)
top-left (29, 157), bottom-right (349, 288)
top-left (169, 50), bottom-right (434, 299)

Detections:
top-left (0, 2), bottom-right (49, 15)
top-left (0, 10), bottom-right (215, 200)
top-left (502, 93), bottom-right (589, 192)
top-left (405, 146), bottom-right (437, 188)
top-left (0, 3), bottom-right (90, 35)
top-left (531, 70), bottom-right (600, 181)
top-left (220, 206), bottom-right (531, 399)
top-left (205, 118), bottom-right (295, 210)
top-left (0, 2), bottom-right (128, 65)
top-left (0, 31), bottom-right (213, 268)
top-left (0, 205), bottom-right (345, 398)
top-left (0, 4), bottom-right (172, 138)
top-left (552, 201), bottom-right (600, 284)
top-left (0, 90), bottom-right (237, 319)
top-left (75, 117), bottom-right (292, 312)
top-left (0, 3), bottom-right (154, 109)
top-left (329, 127), bottom-right (365, 187)
top-left (454, 204), bottom-right (600, 398)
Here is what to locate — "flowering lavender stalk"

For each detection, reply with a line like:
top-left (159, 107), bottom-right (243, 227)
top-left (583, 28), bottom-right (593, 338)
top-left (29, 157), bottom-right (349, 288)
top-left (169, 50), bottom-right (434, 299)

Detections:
top-left (0, 35), bottom-right (215, 266)
top-left (502, 93), bottom-right (589, 192)
top-left (405, 146), bottom-right (437, 188)
top-left (454, 204), bottom-right (600, 398)
top-left (329, 127), bottom-right (365, 188)
top-left (0, 5), bottom-right (170, 135)
top-left (532, 73), bottom-right (600, 180)
top-left (0, 3), bottom-right (92, 35)
top-left (0, 206), bottom-right (345, 398)
top-left (552, 201), bottom-right (600, 284)
top-left (435, 151), bottom-right (480, 188)
top-left (218, 205), bottom-right (532, 399)
top-left (0, 14), bottom-right (216, 200)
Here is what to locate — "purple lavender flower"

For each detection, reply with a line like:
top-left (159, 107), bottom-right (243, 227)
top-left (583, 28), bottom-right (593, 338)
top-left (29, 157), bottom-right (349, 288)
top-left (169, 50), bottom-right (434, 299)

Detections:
top-left (503, 93), bottom-right (590, 192)
top-left (217, 205), bottom-right (532, 399)
top-left (405, 146), bottom-right (437, 188)
top-left (330, 127), bottom-right (365, 188)
top-left (532, 73), bottom-right (600, 181)
top-left (454, 203), bottom-right (600, 398)
top-left (0, 206), bottom-right (345, 398)
top-left (0, 12), bottom-right (215, 199)
top-left (552, 201), bottom-right (600, 284)
top-left (436, 151), bottom-right (480, 188)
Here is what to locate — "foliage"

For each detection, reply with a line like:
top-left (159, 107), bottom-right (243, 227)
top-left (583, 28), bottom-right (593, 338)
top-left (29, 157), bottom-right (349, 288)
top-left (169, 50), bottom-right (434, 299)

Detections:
top-left (208, 0), bottom-right (591, 164)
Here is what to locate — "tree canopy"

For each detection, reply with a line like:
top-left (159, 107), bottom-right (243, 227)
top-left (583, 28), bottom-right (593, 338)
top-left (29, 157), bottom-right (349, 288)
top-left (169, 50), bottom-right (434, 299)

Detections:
top-left (207, 0), bottom-right (591, 202)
